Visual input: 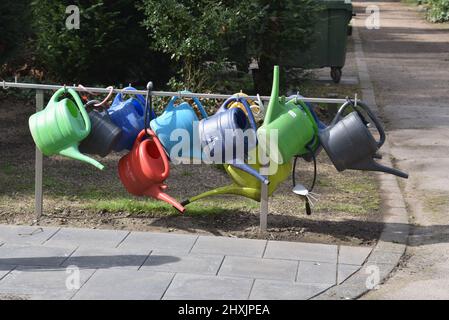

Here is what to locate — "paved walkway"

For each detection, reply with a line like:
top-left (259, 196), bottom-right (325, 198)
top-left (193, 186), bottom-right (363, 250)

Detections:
top-left (352, 1), bottom-right (449, 299)
top-left (0, 224), bottom-right (372, 300)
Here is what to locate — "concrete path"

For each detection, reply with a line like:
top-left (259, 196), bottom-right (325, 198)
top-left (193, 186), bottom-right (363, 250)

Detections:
top-left (0, 224), bottom-right (372, 300)
top-left (352, 1), bottom-right (449, 299)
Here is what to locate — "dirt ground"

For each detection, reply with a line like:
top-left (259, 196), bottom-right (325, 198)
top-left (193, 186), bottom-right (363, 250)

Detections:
top-left (0, 65), bottom-right (383, 247)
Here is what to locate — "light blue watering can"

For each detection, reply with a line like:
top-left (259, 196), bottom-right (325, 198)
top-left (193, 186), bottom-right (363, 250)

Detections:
top-left (150, 92), bottom-right (208, 162)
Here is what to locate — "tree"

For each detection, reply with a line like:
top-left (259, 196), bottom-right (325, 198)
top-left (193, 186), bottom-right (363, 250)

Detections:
top-left (31, 0), bottom-right (172, 85)
top-left (245, 0), bottom-right (321, 93)
top-left (139, 0), bottom-right (320, 93)
top-left (0, 0), bottom-right (31, 65)
top-left (138, 0), bottom-right (261, 92)
top-left (426, 0), bottom-right (449, 22)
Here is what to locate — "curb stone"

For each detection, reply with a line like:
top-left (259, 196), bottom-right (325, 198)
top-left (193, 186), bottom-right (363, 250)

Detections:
top-left (312, 25), bottom-right (410, 300)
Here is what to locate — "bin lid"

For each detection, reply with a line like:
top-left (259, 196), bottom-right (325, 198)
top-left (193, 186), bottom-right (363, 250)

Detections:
top-left (315, 0), bottom-right (353, 11)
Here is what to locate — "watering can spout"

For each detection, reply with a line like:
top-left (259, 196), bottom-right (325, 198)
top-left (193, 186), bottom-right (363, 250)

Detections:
top-left (59, 145), bottom-right (105, 170)
top-left (264, 66), bottom-right (280, 124)
top-left (182, 184), bottom-right (261, 206)
top-left (230, 163), bottom-right (269, 185)
top-left (143, 185), bottom-right (185, 213)
top-left (350, 159), bottom-right (409, 179)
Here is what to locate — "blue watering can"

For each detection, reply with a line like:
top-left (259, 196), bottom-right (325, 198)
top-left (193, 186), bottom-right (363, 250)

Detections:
top-left (107, 87), bottom-right (155, 152)
top-left (199, 94), bottom-right (268, 185)
top-left (150, 92), bottom-right (208, 162)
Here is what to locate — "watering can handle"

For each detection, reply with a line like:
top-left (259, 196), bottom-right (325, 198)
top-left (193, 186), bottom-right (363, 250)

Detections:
top-left (168, 91), bottom-right (209, 119)
top-left (135, 129), bottom-right (170, 178)
top-left (113, 87), bottom-right (147, 108)
top-left (51, 88), bottom-right (91, 135)
top-left (222, 96), bottom-right (258, 132)
top-left (332, 100), bottom-right (386, 149)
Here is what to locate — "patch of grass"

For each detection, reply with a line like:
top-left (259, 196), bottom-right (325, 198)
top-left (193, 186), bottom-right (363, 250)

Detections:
top-left (0, 163), bottom-right (16, 175)
top-left (316, 202), bottom-right (367, 214)
top-left (0, 163), bottom-right (34, 194)
top-left (424, 194), bottom-right (449, 213)
top-left (84, 197), bottom-right (258, 216)
top-left (42, 176), bottom-right (71, 192)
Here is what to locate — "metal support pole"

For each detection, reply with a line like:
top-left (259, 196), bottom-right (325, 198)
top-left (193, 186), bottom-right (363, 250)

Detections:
top-left (259, 166), bottom-right (269, 232)
top-left (34, 90), bottom-right (44, 223)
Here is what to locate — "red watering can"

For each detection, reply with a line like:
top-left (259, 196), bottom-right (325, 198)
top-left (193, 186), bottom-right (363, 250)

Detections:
top-left (118, 129), bottom-right (185, 213)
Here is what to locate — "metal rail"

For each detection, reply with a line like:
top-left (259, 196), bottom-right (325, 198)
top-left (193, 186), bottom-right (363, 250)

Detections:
top-left (1, 80), bottom-right (356, 231)
top-left (2, 80), bottom-right (352, 104)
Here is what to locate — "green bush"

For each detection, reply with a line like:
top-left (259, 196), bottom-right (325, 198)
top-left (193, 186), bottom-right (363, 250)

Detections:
top-left (139, 0), bottom-right (320, 93)
top-left (245, 0), bottom-right (321, 93)
top-left (0, 0), bottom-right (31, 65)
top-left (426, 0), bottom-right (449, 22)
top-left (31, 0), bottom-right (173, 86)
top-left (138, 0), bottom-right (261, 92)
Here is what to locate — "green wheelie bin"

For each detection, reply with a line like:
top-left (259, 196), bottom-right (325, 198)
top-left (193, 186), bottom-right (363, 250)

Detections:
top-left (283, 0), bottom-right (354, 83)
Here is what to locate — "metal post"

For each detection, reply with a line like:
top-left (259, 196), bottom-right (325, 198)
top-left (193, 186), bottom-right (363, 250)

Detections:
top-left (259, 166), bottom-right (269, 232)
top-left (34, 90), bottom-right (44, 223)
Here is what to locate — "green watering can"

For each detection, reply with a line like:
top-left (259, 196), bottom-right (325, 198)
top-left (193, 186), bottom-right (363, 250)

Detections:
top-left (181, 147), bottom-right (292, 205)
top-left (29, 88), bottom-right (104, 170)
top-left (257, 66), bottom-right (317, 164)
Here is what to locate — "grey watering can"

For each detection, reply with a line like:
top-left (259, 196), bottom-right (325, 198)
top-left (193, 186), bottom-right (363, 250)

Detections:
top-left (319, 100), bottom-right (408, 179)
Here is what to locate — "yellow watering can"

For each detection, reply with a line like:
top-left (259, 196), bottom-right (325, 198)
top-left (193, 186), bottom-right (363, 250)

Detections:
top-left (181, 147), bottom-right (291, 205)
top-left (228, 93), bottom-right (262, 118)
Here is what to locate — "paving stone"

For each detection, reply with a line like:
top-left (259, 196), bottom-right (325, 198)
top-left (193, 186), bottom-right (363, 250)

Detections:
top-left (0, 265), bottom-right (15, 281)
top-left (44, 227), bottom-right (129, 248)
top-left (0, 225), bottom-right (59, 246)
top-left (62, 247), bottom-right (150, 270)
top-left (385, 198), bottom-right (406, 209)
top-left (366, 249), bottom-right (404, 265)
top-left (218, 256), bottom-right (297, 281)
top-left (338, 264), bottom-right (361, 284)
top-left (191, 236), bottom-right (266, 258)
top-left (0, 266), bottom-right (96, 300)
top-left (338, 246), bottom-right (372, 266)
top-left (249, 280), bottom-right (331, 300)
top-left (297, 261), bottom-right (337, 285)
top-left (142, 251), bottom-right (223, 275)
top-left (385, 210), bottom-right (409, 224)
top-left (0, 244), bottom-right (76, 267)
top-left (314, 263), bottom-right (396, 300)
top-left (264, 241), bottom-right (338, 263)
top-left (374, 241), bottom-right (406, 254)
top-left (163, 274), bottom-right (253, 300)
top-left (72, 269), bottom-right (174, 300)
top-left (119, 232), bottom-right (198, 253)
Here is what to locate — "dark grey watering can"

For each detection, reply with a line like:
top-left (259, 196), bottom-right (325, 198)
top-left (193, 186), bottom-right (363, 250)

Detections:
top-left (79, 100), bottom-right (123, 158)
top-left (319, 100), bottom-right (408, 179)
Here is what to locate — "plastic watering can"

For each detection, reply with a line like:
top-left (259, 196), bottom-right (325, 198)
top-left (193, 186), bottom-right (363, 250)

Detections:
top-left (118, 129), bottom-right (185, 213)
top-left (29, 88), bottom-right (104, 170)
top-left (150, 93), bottom-right (208, 162)
top-left (319, 100), bottom-right (408, 179)
top-left (108, 87), bottom-right (151, 152)
top-left (199, 95), bottom-right (268, 184)
top-left (287, 95), bottom-right (326, 131)
top-left (79, 100), bottom-right (123, 158)
top-left (181, 146), bottom-right (291, 205)
top-left (257, 66), bottom-right (317, 164)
